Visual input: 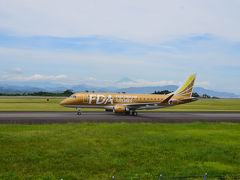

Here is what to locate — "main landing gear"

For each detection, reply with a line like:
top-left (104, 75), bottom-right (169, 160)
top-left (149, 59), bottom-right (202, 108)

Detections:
top-left (132, 111), bottom-right (138, 116)
top-left (126, 110), bottom-right (137, 116)
top-left (76, 108), bottom-right (81, 115)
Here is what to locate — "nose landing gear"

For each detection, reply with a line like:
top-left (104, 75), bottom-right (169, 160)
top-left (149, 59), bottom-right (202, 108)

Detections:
top-left (76, 108), bottom-right (81, 115)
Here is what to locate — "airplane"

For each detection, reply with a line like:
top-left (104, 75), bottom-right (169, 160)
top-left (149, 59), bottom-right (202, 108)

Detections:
top-left (60, 74), bottom-right (198, 115)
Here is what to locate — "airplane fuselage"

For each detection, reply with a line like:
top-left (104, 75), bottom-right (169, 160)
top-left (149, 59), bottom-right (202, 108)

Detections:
top-left (60, 92), bottom-right (194, 109)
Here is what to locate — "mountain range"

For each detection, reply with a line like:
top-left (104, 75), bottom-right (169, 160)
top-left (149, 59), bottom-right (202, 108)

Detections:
top-left (0, 83), bottom-right (239, 98)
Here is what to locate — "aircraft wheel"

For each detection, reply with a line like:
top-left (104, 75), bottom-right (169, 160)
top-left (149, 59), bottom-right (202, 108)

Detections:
top-left (132, 111), bottom-right (137, 116)
top-left (125, 111), bottom-right (130, 115)
top-left (76, 108), bottom-right (81, 115)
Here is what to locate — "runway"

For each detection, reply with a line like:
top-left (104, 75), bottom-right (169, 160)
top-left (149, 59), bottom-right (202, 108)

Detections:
top-left (0, 111), bottom-right (240, 124)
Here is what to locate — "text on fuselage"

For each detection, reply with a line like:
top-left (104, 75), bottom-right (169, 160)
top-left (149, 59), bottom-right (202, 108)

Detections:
top-left (89, 94), bottom-right (138, 104)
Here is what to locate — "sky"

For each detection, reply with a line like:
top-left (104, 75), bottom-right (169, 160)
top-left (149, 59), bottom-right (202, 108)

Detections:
top-left (0, 0), bottom-right (240, 94)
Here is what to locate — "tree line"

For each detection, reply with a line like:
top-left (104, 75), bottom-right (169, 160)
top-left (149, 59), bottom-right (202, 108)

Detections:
top-left (0, 89), bottom-right (74, 97)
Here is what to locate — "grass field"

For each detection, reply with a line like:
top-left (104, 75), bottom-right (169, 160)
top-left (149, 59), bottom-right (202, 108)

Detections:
top-left (0, 98), bottom-right (239, 179)
top-left (0, 123), bottom-right (239, 179)
top-left (0, 98), bottom-right (240, 111)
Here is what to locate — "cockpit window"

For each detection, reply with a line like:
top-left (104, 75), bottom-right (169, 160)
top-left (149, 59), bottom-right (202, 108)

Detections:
top-left (69, 95), bottom-right (77, 99)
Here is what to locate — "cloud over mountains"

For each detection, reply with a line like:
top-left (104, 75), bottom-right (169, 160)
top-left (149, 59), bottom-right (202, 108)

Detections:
top-left (0, 1), bottom-right (239, 94)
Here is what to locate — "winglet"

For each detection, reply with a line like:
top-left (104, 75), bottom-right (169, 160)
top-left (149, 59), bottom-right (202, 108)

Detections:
top-left (161, 94), bottom-right (174, 104)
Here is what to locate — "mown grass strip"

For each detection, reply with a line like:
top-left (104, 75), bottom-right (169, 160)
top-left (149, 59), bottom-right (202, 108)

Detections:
top-left (0, 99), bottom-right (240, 111)
top-left (0, 123), bottom-right (239, 179)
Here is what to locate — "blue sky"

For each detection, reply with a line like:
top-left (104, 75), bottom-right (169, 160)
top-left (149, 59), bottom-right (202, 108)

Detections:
top-left (0, 0), bottom-right (240, 94)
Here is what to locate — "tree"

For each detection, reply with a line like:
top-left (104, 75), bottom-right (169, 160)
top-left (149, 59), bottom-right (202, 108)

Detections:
top-left (63, 89), bottom-right (74, 95)
top-left (192, 92), bottom-right (200, 97)
top-left (202, 94), bottom-right (210, 98)
top-left (153, 90), bottom-right (172, 94)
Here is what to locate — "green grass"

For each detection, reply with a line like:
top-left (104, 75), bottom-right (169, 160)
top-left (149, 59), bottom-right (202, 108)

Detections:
top-left (0, 98), bottom-right (101, 111)
top-left (0, 98), bottom-right (240, 111)
top-left (155, 100), bottom-right (240, 111)
top-left (0, 123), bottom-right (239, 179)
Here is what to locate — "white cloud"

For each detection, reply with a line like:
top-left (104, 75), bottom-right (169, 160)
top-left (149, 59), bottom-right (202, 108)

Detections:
top-left (84, 77), bottom-right (97, 81)
top-left (0, 0), bottom-right (240, 42)
top-left (0, 67), bottom-right (213, 89)
top-left (0, 47), bottom-right (145, 65)
top-left (0, 73), bottom-right (67, 82)
top-left (81, 78), bottom-right (212, 89)
top-left (117, 79), bottom-right (177, 88)
top-left (10, 67), bottom-right (22, 74)
top-left (196, 81), bottom-right (211, 87)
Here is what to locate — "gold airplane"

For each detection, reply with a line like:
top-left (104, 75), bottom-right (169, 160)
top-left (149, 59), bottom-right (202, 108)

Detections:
top-left (60, 74), bottom-right (197, 115)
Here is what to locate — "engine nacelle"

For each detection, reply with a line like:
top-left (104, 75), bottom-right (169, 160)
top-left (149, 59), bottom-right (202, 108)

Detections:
top-left (114, 105), bottom-right (126, 113)
top-left (169, 99), bottom-right (183, 105)
top-left (105, 109), bottom-right (113, 112)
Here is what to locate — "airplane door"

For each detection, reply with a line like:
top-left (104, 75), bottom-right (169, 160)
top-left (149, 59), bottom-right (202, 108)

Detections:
top-left (83, 94), bottom-right (89, 103)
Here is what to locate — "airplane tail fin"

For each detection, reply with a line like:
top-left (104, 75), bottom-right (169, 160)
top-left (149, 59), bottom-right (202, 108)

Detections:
top-left (171, 74), bottom-right (197, 98)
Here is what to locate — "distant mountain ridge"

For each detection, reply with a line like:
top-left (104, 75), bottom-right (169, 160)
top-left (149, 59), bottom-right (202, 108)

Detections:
top-left (0, 83), bottom-right (239, 98)
top-left (114, 85), bottom-right (178, 94)
top-left (113, 85), bottom-right (238, 98)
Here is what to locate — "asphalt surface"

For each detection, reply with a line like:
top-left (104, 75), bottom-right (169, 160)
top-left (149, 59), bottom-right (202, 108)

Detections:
top-left (0, 111), bottom-right (240, 124)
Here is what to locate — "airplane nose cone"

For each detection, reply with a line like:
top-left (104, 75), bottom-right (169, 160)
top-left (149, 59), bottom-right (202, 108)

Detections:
top-left (60, 99), bottom-right (67, 106)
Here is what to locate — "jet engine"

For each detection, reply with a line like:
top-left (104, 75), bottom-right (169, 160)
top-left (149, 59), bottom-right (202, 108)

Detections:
top-left (114, 105), bottom-right (126, 113)
top-left (168, 99), bottom-right (183, 105)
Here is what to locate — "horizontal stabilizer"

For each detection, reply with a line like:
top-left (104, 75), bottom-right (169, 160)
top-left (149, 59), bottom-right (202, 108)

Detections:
top-left (181, 97), bottom-right (198, 102)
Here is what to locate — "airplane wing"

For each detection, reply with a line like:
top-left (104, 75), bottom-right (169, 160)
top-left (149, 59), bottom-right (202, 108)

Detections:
top-left (122, 94), bottom-right (174, 110)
